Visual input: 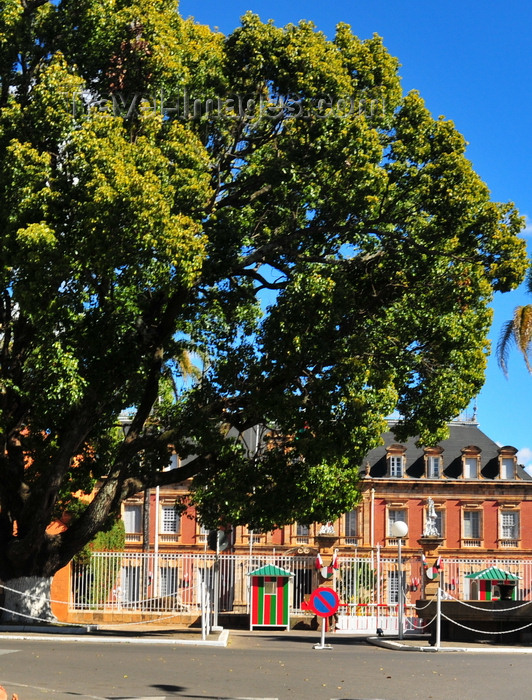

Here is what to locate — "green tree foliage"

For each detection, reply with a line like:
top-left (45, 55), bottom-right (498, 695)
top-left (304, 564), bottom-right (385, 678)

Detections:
top-left (73, 518), bottom-right (125, 608)
top-left (0, 1), bottom-right (527, 580)
top-left (74, 517), bottom-right (126, 566)
top-left (497, 267), bottom-right (532, 375)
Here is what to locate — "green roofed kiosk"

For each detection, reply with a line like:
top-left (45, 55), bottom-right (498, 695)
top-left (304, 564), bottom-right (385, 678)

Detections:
top-left (465, 566), bottom-right (521, 601)
top-left (248, 564), bottom-right (294, 630)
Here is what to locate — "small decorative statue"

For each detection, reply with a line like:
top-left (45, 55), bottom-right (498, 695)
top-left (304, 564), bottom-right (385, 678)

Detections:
top-left (318, 522), bottom-right (335, 535)
top-left (423, 497), bottom-right (439, 537)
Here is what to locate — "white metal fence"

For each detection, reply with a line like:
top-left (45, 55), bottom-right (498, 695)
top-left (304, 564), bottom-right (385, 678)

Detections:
top-left (69, 552), bottom-right (532, 618)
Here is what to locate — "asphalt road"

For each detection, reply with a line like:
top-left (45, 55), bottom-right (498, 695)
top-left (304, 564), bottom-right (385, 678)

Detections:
top-left (0, 630), bottom-right (531, 700)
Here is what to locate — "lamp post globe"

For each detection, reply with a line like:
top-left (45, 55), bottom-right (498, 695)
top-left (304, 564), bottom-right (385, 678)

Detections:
top-left (391, 520), bottom-right (408, 538)
top-left (390, 520), bottom-right (408, 639)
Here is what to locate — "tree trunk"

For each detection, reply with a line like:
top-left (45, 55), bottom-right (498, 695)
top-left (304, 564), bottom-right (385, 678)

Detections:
top-left (1, 576), bottom-right (56, 624)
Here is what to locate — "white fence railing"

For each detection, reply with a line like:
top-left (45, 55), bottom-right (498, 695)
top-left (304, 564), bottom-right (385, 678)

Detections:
top-left (69, 552), bottom-right (532, 618)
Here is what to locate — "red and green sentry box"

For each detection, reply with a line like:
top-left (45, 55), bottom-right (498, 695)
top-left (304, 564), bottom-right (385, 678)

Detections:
top-left (465, 567), bottom-right (520, 600)
top-left (249, 564), bottom-right (294, 630)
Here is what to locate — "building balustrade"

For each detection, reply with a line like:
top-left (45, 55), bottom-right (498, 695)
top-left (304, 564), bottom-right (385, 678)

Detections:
top-left (343, 536), bottom-right (360, 546)
top-left (159, 533), bottom-right (180, 543)
top-left (242, 534), bottom-right (263, 544)
top-left (125, 532), bottom-right (142, 543)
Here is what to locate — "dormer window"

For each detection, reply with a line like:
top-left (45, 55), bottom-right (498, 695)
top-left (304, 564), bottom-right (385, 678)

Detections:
top-left (498, 446), bottom-right (518, 480)
top-left (464, 457), bottom-right (477, 478)
top-left (427, 456), bottom-right (441, 478)
top-left (389, 455), bottom-right (404, 477)
top-left (461, 446), bottom-right (481, 479)
top-left (425, 446), bottom-right (444, 478)
top-left (501, 458), bottom-right (515, 480)
top-left (387, 444), bottom-right (406, 477)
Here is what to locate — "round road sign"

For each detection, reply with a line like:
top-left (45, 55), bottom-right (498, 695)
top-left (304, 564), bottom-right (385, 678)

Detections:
top-left (308, 586), bottom-right (340, 617)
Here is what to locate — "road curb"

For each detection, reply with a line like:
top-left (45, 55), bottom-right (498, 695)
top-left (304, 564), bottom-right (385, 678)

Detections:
top-left (367, 635), bottom-right (532, 653)
top-left (0, 627), bottom-right (230, 647)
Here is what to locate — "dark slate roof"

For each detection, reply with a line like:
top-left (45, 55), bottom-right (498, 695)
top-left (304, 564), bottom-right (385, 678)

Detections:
top-left (363, 420), bottom-right (531, 481)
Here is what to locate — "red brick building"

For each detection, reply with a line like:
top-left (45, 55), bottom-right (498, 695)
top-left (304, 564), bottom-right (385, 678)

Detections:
top-left (122, 419), bottom-right (532, 567)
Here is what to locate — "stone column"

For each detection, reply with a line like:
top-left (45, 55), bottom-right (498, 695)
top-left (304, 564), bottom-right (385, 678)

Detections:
top-left (418, 536), bottom-right (444, 598)
top-left (316, 534), bottom-right (338, 595)
top-left (315, 530), bottom-right (339, 632)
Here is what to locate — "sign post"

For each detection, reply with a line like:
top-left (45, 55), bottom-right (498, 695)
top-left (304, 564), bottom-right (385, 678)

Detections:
top-left (308, 586), bottom-right (340, 650)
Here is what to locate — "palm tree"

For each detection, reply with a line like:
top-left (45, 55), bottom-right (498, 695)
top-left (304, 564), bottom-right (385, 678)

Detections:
top-left (497, 268), bottom-right (532, 376)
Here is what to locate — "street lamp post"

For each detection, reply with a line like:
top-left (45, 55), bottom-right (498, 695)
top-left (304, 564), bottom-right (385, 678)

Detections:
top-left (391, 520), bottom-right (408, 640)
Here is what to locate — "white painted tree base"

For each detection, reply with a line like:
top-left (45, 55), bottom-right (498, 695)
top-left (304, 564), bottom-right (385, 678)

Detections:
top-left (1, 576), bottom-right (57, 624)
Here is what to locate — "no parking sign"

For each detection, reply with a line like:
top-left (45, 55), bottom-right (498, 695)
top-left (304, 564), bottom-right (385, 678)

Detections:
top-left (309, 587), bottom-right (339, 649)
top-left (308, 586), bottom-right (340, 618)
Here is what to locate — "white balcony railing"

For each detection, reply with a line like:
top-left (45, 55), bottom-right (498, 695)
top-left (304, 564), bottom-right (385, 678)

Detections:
top-left (159, 533), bottom-right (180, 543)
top-left (125, 533), bottom-right (142, 543)
top-left (344, 536), bottom-right (360, 546)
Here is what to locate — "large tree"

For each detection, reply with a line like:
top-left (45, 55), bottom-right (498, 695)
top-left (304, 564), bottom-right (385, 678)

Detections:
top-left (0, 0), bottom-right (527, 620)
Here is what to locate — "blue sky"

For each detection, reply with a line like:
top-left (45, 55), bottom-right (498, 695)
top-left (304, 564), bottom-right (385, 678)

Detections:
top-left (180, 0), bottom-right (532, 463)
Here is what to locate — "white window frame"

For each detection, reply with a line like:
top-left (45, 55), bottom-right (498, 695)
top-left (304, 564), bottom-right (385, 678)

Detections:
top-left (463, 457), bottom-right (478, 479)
top-left (296, 522), bottom-right (310, 544)
top-left (500, 458), bottom-right (515, 480)
top-left (500, 511), bottom-right (519, 540)
top-left (198, 523), bottom-right (209, 543)
top-left (427, 456), bottom-right (441, 478)
top-left (389, 455), bottom-right (404, 477)
top-left (463, 510), bottom-right (481, 540)
top-left (387, 509), bottom-right (407, 537)
top-left (388, 570), bottom-right (399, 604)
top-left (434, 509), bottom-right (444, 538)
top-left (161, 505), bottom-right (180, 534)
top-left (123, 504), bottom-right (142, 534)
top-left (345, 509), bottom-right (358, 538)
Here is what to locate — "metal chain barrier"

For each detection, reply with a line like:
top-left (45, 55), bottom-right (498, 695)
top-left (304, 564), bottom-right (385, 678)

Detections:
top-left (0, 583), bottom-right (67, 605)
top-left (440, 611), bottom-right (532, 635)
top-left (444, 593), bottom-right (532, 613)
top-left (405, 613), bottom-right (438, 630)
top-left (414, 592), bottom-right (438, 611)
top-left (0, 603), bottom-right (189, 627)
top-left (0, 605), bottom-right (76, 626)
top-left (0, 580), bottom-right (200, 610)
top-left (0, 583), bottom-right (200, 626)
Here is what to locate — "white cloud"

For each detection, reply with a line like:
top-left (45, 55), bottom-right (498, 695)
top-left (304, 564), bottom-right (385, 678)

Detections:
top-left (517, 447), bottom-right (532, 472)
top-left (521, 215), bottom-right (532, 237)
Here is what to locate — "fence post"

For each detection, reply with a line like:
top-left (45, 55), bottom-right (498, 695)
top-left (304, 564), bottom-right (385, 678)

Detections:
top-left (201, 579), bottom-right (206, 640)
top-left (376, 545), bottom-right (381, 606)
top-left (435, 586), bottom-right (441, 651)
